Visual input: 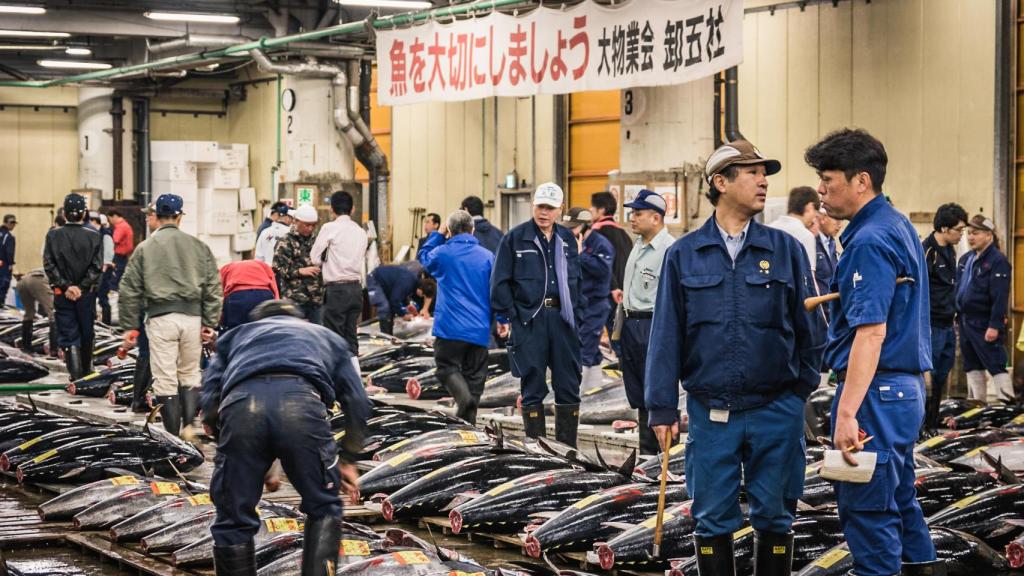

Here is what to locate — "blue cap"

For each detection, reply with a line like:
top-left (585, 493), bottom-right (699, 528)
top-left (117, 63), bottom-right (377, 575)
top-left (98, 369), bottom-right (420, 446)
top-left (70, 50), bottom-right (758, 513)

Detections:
top-left (272, 204), bottom-right (291, 216)
top-left (155, 194), bottom-right (184, 217)
top-left (623, 189), bottom-right (667, 216)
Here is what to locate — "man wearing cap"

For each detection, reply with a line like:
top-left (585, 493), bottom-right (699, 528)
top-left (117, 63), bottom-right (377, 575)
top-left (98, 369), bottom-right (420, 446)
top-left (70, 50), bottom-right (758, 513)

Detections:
top-left (254, 203), bottom-right (292, 264)
top-left (646, 140), bottom-right (823, 576)
top-left (491, 182), bottom-right (584, 447)
top-left (806, 129), bottom-right (938, 576)
top-left (43, 195), bottom-right (103, 379)
top-left (119, 194), bottom-right (223, 438)
top-left (957, 214), bottom-right (1012, 403)
top-left (0, 214), bottom-right (17, 304)
top-left (255, 200), bottom-right (288, 241)
top-left (619, 189), bottom-right (674, 455)
top-left (563, 207), bottom-right (614, 389)
top-left (274, 204), bottom-right (324, 325)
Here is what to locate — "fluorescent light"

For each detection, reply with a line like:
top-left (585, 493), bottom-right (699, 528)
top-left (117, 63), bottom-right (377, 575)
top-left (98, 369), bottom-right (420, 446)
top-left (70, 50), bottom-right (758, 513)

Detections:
top-left (0, 44), bottom-right (62, 51)
top-left (333, 0), bottom-right (432, 9)
top-left (38, 59), bottom-right (111, 70)
top-left (0, 6), bottom-right (46, 15)
top-left (144, 12), bottom-right (240, 24)
top-left (0, 30), bottom-right (69, 38)
top-left (65, 47), bottom-right (91, 55)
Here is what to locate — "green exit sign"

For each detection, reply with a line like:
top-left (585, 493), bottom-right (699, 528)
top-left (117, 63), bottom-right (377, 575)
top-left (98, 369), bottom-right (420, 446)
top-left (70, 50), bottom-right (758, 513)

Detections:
top-left (297, 187), bottom-right (314, 206)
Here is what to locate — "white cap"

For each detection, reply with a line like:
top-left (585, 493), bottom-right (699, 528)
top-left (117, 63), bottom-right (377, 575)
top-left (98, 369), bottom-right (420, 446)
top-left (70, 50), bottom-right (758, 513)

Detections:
top-left (533, 182), bottom-right (564, 208)
top-left (291, 204), bottom-right (318, 223)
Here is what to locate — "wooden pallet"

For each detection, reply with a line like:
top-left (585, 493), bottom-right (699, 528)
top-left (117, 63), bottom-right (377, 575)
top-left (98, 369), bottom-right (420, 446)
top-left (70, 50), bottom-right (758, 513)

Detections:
top-left (65, 533), bottom-right (202, 576)
top-left (418, 516), bottom-right (527, 549)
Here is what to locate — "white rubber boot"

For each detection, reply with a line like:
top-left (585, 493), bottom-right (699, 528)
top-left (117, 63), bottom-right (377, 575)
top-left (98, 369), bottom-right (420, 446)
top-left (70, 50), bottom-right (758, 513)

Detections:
top-left (993, 372), bottom-right (1014, 403)
top-left (966, 370), bottom-right (988, 403)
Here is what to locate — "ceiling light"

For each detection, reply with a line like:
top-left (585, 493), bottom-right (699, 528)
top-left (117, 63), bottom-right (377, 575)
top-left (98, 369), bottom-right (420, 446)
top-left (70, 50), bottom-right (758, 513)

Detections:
top-left (65, 47), bottom-right (91, 55)
top-left (0, 6), bottom-right (46, 15)
top-left (0, 30), bottom-right (69, 38)
top-left (144, 12), bottom-right (240, 24)
top-left (332, 0), bottom-right (433, 9)
top-left (38, 59), bottom-right (111, 70)
top-left (0, 44), bottom-right (62, 50)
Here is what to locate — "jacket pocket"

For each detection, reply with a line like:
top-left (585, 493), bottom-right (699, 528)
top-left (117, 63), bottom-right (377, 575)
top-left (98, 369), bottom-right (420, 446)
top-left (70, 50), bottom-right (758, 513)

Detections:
top-left (680, 274), bottom-right (723, 326)
top-left (838, 449), bottom-right (892, 512)
top-left (745, 273), bottom-right (789, 328)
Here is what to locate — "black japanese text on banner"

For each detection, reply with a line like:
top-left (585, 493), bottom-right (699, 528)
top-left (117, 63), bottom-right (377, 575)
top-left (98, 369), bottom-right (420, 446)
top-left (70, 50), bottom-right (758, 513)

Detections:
top-left (377, 0), bottom-right (742, 106)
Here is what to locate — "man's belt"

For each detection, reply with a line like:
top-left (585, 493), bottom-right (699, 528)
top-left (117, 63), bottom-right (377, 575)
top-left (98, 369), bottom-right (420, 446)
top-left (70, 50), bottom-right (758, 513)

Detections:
top-left (624, 309), bottom-right (653, 319)
top-left (542, 296), bottom-right (560, 308)
top-left (324, 279), bottom-right (360, 286)
top-left (834, 368), bottom-right (922, 382)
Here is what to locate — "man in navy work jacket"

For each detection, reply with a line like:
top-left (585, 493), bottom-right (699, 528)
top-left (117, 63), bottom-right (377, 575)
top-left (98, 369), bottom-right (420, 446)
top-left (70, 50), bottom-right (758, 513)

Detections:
top-left (200, 299), bottom-right (370, 576)
top-left (562, 207), bottom-right (614, 389)
top-left (366, 262), bottom-right (425, 336)
top-left (419, 210), bottom-right (495, 425)
top-left (491, 182), bottom-right (584, 447)
top-left (646, 139), bottom-right (823, 576)
top-left (807, 128), bottom-right (938, 576)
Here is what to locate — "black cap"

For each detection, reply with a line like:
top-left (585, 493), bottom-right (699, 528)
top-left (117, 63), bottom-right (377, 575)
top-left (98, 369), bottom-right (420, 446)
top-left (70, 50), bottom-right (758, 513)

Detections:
top-left (63, 194), bottom-right (87, 215)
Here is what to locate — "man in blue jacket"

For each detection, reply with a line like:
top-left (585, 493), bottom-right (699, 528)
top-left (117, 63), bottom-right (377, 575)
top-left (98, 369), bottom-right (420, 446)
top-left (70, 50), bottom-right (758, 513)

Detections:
top-left (646, 140), bottom-right (823, 576)
top-left (0, 214), bottom-right (16, 305)
top-left (562, 207), bottom-right (614, 389)
top-left (366, 262), bottom-right (426, 336)
top-left (418, 210), bottom-right (495, 424)
top-left (491, 182), bottom-right (584, 447)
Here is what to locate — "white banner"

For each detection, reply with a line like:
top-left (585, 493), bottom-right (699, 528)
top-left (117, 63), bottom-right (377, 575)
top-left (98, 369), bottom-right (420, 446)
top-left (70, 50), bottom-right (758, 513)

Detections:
top-left (376, 0), bottom-right (742, 106)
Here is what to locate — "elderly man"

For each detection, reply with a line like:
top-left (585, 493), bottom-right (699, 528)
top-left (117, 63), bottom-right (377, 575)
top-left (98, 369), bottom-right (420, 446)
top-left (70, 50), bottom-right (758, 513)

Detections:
top-left (491, 182), bottom-right (584, 447)
top-left (274, 204), bottom-right (324, 325)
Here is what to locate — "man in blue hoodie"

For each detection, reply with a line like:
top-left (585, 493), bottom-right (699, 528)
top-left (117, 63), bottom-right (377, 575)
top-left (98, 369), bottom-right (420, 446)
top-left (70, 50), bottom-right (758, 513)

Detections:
top-left (418, 210), bottom-right (495, 425)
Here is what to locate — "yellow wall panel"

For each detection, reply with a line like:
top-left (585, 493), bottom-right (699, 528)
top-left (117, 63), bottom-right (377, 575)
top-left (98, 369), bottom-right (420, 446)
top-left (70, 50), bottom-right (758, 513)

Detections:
top-left (567, 90), bottom-right (620, 211)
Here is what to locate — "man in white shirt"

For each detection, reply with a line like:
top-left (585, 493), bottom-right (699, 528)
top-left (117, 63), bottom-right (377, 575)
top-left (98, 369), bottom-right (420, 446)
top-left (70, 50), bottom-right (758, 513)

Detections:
top-left (254, 204), bottom-right (292, 264)
top-left (311, 191), bottom-right (368, 361)
top-left (768, 186), bottom-right (819, 275)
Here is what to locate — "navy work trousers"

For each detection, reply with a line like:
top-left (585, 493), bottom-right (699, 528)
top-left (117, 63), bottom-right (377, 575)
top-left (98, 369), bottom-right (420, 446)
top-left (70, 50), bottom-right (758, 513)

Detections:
top-left (959, 317), bottom-right (1007, 374)
top-left (508, 306), bottom-right (581, 407)
top-left (578, 298), bottom-right (609, 367)
top-left (220, 289), bottom-right (276, 332)
top-left (54, 292), bottom-right (96, 348)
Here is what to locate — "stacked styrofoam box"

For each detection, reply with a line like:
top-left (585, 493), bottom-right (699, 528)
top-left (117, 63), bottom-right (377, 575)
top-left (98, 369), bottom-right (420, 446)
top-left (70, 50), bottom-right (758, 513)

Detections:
top-left (220, 144), bottom-right (255, 255)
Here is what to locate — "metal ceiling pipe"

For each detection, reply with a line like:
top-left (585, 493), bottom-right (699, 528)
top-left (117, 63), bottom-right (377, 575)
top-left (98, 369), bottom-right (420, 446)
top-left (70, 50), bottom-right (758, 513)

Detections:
top-left (148, 34), bottom-right (251, 55)
top-left (724, 66), bottom-right (744, 142)
top-left (346, 59), bottom-right (386, 169)
top-left (345, 58), bottom-right (390, 249)
top-left (280, 42), bottom-right (365, 59)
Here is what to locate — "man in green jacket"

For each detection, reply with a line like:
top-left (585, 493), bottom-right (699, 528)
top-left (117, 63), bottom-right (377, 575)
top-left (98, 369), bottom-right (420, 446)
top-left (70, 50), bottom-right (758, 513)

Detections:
top-left (119, 194), bottom-right (222, 438)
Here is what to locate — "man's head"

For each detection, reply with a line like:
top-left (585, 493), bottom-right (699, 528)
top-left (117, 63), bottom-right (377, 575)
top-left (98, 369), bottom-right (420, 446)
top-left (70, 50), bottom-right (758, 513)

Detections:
top-left (330, 191), bottom-right (354, 216)
top-left (805, 129), bottom-right (888, 220)
top-left (63, 194), bottom-right (88, 223)
top-left (154, 193), bottom-right (184, 225)
top-left (590, 191), bottom-right (618, 220)
top-left (423, 213), bottom-right (441, 235)
top-left (460, 196), bottom-right (485, 218)
top-left (269, 201), bottom-right (289, 223)
top-left (966, 214), bottom-right (996, 252)
top-left (250, 299), bottom-right (305, 322)
top-left (562, 207), bottom-right (593, 237)
top-left (447, 209), bottom-right (475, 237)
top-left (88, 211), bottom-right (107, 228)
top-left (107, 209), bottom-right (124, 226)
top-left (291, 204), bottom-right (318, 237)
top-left (624, 189), bottom-right (667, 237)
top-left (2, 214), bottom-right (16, 230)
top-left (705, 139), bottom-right (781, 215)
top-left (532, 182), bottom-right (564, 232)
top-left (818, 209), bottom-right (840, 238)
top-left (417, 275), bottom-right (437, 300)
top-left (933, 203), bottom-right (968, 246)
top-left (141, 203), bottom-right (158, 231)
top-left (787, 186), bottom-right (821, 228)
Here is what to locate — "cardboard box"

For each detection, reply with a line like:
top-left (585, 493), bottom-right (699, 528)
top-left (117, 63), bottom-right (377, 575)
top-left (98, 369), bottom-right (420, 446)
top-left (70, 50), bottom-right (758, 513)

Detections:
top-left (218, 149), bottom-right (246, 170)
top-left (237, 212), bottom-right (254, 233)
top-left (152, 161), bottom-right (197, 182)
top-left (238, 187), bottom-right (257, 211)
top-left (198, 167), bottom-right (241, 190)
top-left (197, 188), bottom-right (239, 214)
top-left (200, 234), bottom-right (236, 267)
top-left (153, 180), bottom-right (198, 201)
top-left (204, 212), bottom-right (239, 235)
top-left (239, 167), bottom-right (250, 188)
top-left (232, 231), bottom-right (256, 252)
top-left (151, 141), bottom-right (218, 164)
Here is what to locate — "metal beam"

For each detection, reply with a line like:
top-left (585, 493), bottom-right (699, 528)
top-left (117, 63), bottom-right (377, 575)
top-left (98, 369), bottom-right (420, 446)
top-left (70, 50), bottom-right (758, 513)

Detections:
top-left (0, 9), bottom-right (274, 39)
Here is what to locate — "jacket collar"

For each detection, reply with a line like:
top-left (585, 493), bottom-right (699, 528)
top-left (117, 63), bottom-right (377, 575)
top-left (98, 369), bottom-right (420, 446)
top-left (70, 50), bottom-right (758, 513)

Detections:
top-left (523, 220), bottom-right (564, 242)
top-left (840, 194), bottom-right (888, 247)
top-left (449, 233), bottom-right (480, 245)
top-left (692, 212), bottom-right (773, 252)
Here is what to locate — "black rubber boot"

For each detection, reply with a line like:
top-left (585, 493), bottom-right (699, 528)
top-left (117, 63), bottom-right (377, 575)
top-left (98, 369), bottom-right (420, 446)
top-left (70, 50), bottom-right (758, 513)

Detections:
top-left (554, 403), bottom-right (580, 448)
top-left (301, 516), bottom-right (342, 576)
top-left (753, 531), bottom-right (793, 576)
top-left (19, 320), bottom-right (34, 354)
top-left (64, 346), bottom-right (82, 381)
top-left (47, 323), bottom-right (59, 358)
top-left (80, 338), bottom-right (94, 376)
top-left (521, 404), bottom-right (547, 438)
top-left (441, 371), bottom-right (476, 424)
top-left (131, 355), bottom-right (152, 413)
top-left (213, 541), bottom-right (256, 576)
top-left (180, 386), bottom-right (200, 427)
top-left (156, 395), bottom-right (181, 436)
top-left (638, 409), bottom-right (660, 456)
top-left (100, 303), bottom-right (112, 326)
top-left (379, 316), bottom-right (394, 336)
top-left (457, 404), bottom-right (478, 427)
top-left (694, 533), bottom-right (736, 576)
top-left (901, 560), bottom-right (947, 575)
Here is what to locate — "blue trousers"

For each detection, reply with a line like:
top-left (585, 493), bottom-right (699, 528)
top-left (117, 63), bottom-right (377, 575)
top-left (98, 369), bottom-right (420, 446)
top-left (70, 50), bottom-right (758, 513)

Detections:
top-left (210, 375), bottom-right (342, 546)
top-left (620, 317), bottom-right (651, 409)
top-left (220, 289), bottom-right (276, 332)
top-left (54, 292), bottom-right (96, 348)
top-left (929, 326), bottom-right (955, 391)
top-left (0, 273), bottom-right (10, 306)
top-left (578, 298), bottom-right (609, 367)
top-left (959, 317), bottom-right (1007, 374)
top-left (508, 306), bottom-right (581, 406)
top-left (685, 392), bottom-right (805, 537)
top-left (605, 297), bottom-right (621, 356)
top-left (831, 373), bottom-right (935, 576)
top-left (365, 273), bottom-right (391, 321)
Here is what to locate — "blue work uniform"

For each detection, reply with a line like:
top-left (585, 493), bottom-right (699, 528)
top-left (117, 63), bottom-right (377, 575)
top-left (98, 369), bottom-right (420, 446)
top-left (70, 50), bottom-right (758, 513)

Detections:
top-left (201, 315), bottom-right (371, 546)
top-left (956, 244), bottom-right (1011, 375)
top-left (367, 264), bottom-right (420, 321)
top-left (491, 220), bottom-right (583, 407)
top-left (577, 231), bottom-right (614, 367)
top-left (0, 225), bottom-right (14, 304)
top-left (823, 194), bottom-right (935, 576)
top-left (645, 215), bottom-right (824, 538)
top-left (814, 233), bottom-right (838, 302)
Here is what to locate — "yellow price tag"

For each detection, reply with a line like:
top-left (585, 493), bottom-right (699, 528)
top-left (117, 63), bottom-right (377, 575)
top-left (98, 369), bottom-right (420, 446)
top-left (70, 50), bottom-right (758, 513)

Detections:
top-left (187, 494), bottom-right (212, 506)
top-left (486, 480), bottom-right (517, 497)
top-left (950, 494), bottom-right (982, 509)
top-left (448, 572), bottom-right (485, 576)
top-left (669, 443), bottom-right (685, 455)
top-left (733, 526), bottom-right (754, 539)
top-left (31, 449), bottom-right (58, 464)
top-left (265, 518), bottom-right (302, 532)
top-left (150, 482), bottom-right (181, 495)
top-left (82, 371), bottom-right (101, 381)
top-left (17, 437), bottom-right (43, 451)
top-left (333, 430), bottom-right (347, 441)
top-left (393, 550), bottom-right (431, 565)
top-left (964, 447), bottom-right (985, 458)
top-left (958, 407), bottom-right (983, 419)
top-left (641, 513), bottom-right (673, 529)
top-left (110, 476), bottom-right (140, 486)
top-left (457, 431), bottom-right (483, 443)
top-left (920, 436), bottom-right (946, 448)
top-left (814, 548), bottom-right (850, 569)
top-left (573, 493), bottom-right (603, 510)
top-left (386, 437), bottom-right (414, 452)
top-left (584, 386), bottom-right (602, 396)
top-left (385, 452), bottom-right (414, 467)
top-left (341, 540), bottom-right (371, 556)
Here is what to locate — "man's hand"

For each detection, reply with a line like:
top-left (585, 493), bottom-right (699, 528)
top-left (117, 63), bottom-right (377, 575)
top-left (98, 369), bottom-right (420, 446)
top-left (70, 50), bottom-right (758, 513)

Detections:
top-left (402, 314), bottom-right (413, 322)
top-left (298, 266), bottom-right (320, 277)
top-left (201, 326), bottom-right (217, 344)
top-left (122, 329), bottom-right (139, 350)
top-left (611, 289), bottom-right (624, 304)
top-left (418, 309), bottom-right (431, 319)
top-left (496, 322), bottom-right (510, 339)
top-left (651, 422), bottom-right (679, 448)
top-left (103, 263), bottom-right (114, 272)
top-left (65, 285), bottom-right (82, 301)
top-left (985, 327), bottom-right (999, 343)
top-left (339, 462), bottom-right (360, 502)
top-left (833, 415), bottom-right (864, 466)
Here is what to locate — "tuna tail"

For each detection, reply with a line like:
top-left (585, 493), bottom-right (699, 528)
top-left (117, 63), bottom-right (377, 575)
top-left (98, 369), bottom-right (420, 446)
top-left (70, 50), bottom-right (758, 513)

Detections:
top-left (142, 403), bottom-right (162, 436)
top-left (981, 450), bottom-right (1019, 485)
top-left (616, 450), bottom-right (638, 479)
top-left (26, 393), bottom-right (37, 413)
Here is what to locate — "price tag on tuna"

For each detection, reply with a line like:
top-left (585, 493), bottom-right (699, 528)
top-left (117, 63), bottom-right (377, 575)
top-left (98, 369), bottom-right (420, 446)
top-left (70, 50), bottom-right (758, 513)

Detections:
top-left (584, 386), bottom-right (602, 396)
top-left (448, 572), bottom-right (485, 576)
top-left (187, 494), bottom-right (212, 506)
top-left (387, 437), bottom-right (414, 451)
top-left (110, 476), bottom-right (140, 486)
top-left (393, 550), bottom-right (431, 565)
top-left (641, 513), bottom-right (673, 529)
top-left (813, 548), bottom-right (850, 568)
top-left (334, 430), bottom-right (347, 441)
top-left (920, 435), bottom-right (946, 448)
top-left (457, 431), bottom-right (482, 443)
top-left (1012, 414), bottom-right (1024, 425)
top-left (950, 494), bottom-right (981, 509)
top-left (669, 443), bottom-right (685, 455)
top-left (486, 481), bottom-right (516, 497)
top-left (31, 449), bottom-right (58, 464)
top-left (82, 371), bottom-right (101, 381)
top-left (341, 540), bottom-right (371, 556)
top-left (386, 452), bottom-right (414, 467)
top-left (573, 493), bottom-right (603, 509)
top-left (16, 437), bottom-right (42, 451)
top-left (150, 482), bottom-right (181, 495)
top-left (265, 518), bottom-right (302, 532)
top-left (958, 407), bottom-right (983, 419)
top-left (732, 526), bottom-right (754, 539)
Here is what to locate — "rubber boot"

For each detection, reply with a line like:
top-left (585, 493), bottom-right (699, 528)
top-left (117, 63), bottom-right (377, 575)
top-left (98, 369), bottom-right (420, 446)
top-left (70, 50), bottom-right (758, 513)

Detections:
top-left (901, 560), bottom-right (947, 576)
top-left (441, 371), bottom-right (474, 423)
top-left (966, 370), bottom-right (987, 403)
top-left (213, 540), bottom-right (256, 576)
top-left (80, 338), bottom-right (94, 376)
top-left (694, 533), bottom-right (736, 576)
top-left (554, 403), bottom-right (580, 448)
top-left (100, 303), bottom-right (112, 326)
top-left (19, 320), bottom-right (33, 354)
top-left (180, 385), bottom-right (200, 433)
top-left (47, 323), bottom-right (59, 358)
top-left (637, 409), bottom-right (660, 456)
top-left (301, 516), bottom-right (342, 576)
top-left (993, 372), bottom-right (1015, 403)
top-left (522, 404), bottom-right (547, 439)
top-left (379, 316), bottom-right (394, 336)
top-left (753, 531), bottom-right (793, 576)
top-left (923, 376), bottom-right (944, 437)
top-left (156, 395), bottom-right (181, 436)
top-left (457, 403), bottom-right (478, 427)
top-left (131, 355), bottom-right (151, 413)
top-left (64, 346), bottom-right (82, 381)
